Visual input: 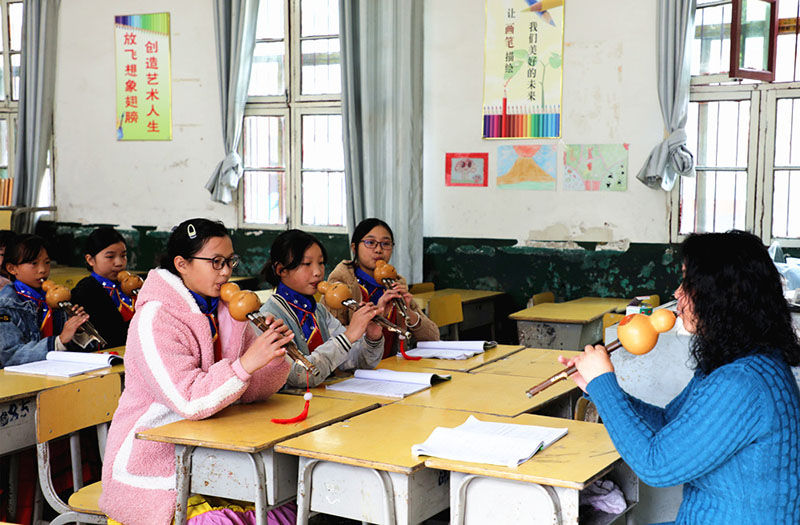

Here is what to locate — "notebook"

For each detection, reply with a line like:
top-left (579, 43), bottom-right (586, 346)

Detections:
top-left (412, 415), bottom-right (568, 468)
top-left (325, 369), bottom-right (451, 398)
top-left (4, 351), bottom-right (123, 377)
top-left (404, 340), bottom-right (497, 360)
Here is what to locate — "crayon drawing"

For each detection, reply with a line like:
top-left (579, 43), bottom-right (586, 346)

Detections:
top-left (445, 153), bottom-right (489, 187)
top-left (563, 144), bottom-right (629, 191)
top-left (497, 145), bottom-right (556, 190)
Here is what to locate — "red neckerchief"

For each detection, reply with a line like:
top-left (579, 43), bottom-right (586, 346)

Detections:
top-left (14, 282), bottom-right (53, 337)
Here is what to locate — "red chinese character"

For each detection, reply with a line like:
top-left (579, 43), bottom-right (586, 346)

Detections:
top-left (124, 80), bottom-right (137, 92)
top-left (124, 112), bottom-right (138, 123)
top-left (146, 73), bottom-right (159, 85)
top-left (146, 121), bottom-right (160, 133)
top-left (505, 36), bottom-right (514, 48)
top-left (125, 49), bottom-right (137, 60)
top-left (145, 57), bottom-right (158, 70)
top-left (505, 24), bottom-right (514, 34)
top-left (145, 89), bottom-right (159, 101)
top-left (145, 41), bottom-right (158, 53)
top-left (124, 33), bottom-right (136, 45)
top-left (125, 96), bottom-right (138, 108)
top-left (125, 64), bottom-right (137, 77)
top-left (147, 105), bottom-right (160, 117)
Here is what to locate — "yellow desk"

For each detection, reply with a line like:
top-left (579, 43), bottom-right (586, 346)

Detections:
top-left (48, 266), bottom-right (90, 289)
top-left (471, 347), bottom-right (582, 378)
top-left (510, 300), bottom-right (627, 350)
top-left (275, 404), bottom-right (516, 524)
top-left (425, 414), bottom-right (638, 524)
top-left (413, 288), bottom-right (505, 338)
top-left (137, 394), bottom-right (379, 525)
top-left (563, 296), bottom-right (629, 312)
top-left (397, 370), bottom-right (577, 418)
top-left (377, 344), bottom-right (526, 373)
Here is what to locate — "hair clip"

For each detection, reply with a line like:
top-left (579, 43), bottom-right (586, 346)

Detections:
top-left (187, 223), bottom-right (197, 239)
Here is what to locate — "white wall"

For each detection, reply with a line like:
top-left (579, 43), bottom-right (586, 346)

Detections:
top-left (54, 0), bottom-right (232, 230)
top-left (423, 0), bottom-right (670, 244)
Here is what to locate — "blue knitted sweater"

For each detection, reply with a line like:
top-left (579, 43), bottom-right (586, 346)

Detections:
top-left (586, 351), bottom-right (800, 525)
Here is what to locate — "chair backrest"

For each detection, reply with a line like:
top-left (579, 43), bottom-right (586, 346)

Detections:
top-left (409, 282), bottom-right (435, 294)
top-left (0, 209), bottom-right (11, 230)
top-left (428, 293), bottom-right (463, 327)
top-left (602, 313), bottom-right (625, 344)
top-left (531, 291), bottom-right (555, 306)
top-left (36, 374), bottom-right (121, 444)
top-left (643, 294), bottom-right (660, 307)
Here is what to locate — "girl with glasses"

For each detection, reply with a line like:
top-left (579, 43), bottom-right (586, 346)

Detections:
top-left (100, 218), bottom-right (296, 525)
top-left (323, 218), bottom-right (439, 358)
top-left (70, 227), bottom-right (135, 348)
top-left (260, 228), bottom-right (389, 388)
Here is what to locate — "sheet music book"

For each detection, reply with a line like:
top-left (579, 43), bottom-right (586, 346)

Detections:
top-left (325, 369), bottom-right (451, 398)
top-left (4, 351), bottom-right (122, 377)
top-left (412, 415), bottom-right (568, 468)
top-left (405, 340), bottom-right (498, 360)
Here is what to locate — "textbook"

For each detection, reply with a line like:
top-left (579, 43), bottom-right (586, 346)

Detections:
top-left (412, 415), bottom-right (568, 468)
top-left (325, 369), bottom-right (451, 398)
top-left (404, 340), bottom-right (497, 360)
top-left (4, 351), bottom-right (123, 377)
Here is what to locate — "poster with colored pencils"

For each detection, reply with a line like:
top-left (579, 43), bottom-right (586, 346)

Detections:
top-left (115, 13), bottom-right (172, 141)
top-left (483, 0), bottom-right (563, 139)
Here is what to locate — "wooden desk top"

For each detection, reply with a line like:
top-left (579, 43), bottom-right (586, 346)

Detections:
top-left (397, 371), bottom-right (576, 417)
top-left (412, 288), bottom-right (504, 310)
top-left (424, 413), bottom-right (619, 490)
top-left (471, 348), bottom-right (582, 378)
top-left (275, 404), bottom-right (518, 475)
top-left (136, 394), bottom-right (379, 453)
top-left (86, 347), bottom-right (126, 376)
top-left (563, 297), bottom-right (629, 312)
top-left (48, 266), bottom-right (89, 289)
top-left (377, 345), bottom-right (525, 373)
top-left (510, 302), bottom-right (618, 323)
top-left (0, 371), bottom-right (89, 403)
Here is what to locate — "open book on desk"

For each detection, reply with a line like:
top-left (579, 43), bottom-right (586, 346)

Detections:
top-left (404, 340), bottom-right (497, 360)
top-left (4, 351), bottom-right (123, 377)
top-left (412, 415), bottom-right (568, 468)
top-left (325, 369), bottom-right (451, 398)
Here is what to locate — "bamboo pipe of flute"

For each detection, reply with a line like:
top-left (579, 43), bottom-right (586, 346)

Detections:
top-left (245, 312), bottom-right (321, 376)
top-left (525, 339), bottom-right (622, 398)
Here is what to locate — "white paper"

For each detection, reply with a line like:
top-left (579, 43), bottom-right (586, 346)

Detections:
top-left (4, 359), bottom-right (110, 377)
top-left (403, 347), bottom-right (480, 360)
top-left (352, 368), bottom-right (450, 386)
top-left (411, 415), bottom-right (568, 468)
top-left (326, 369), bottom-right (451, 398)
top-left (416, 340), bottom-right (496, 351)
top-left (46, 351), bottom-right (122, 366)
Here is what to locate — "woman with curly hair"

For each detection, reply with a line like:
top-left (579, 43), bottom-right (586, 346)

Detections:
top-left (560, 230), bottom-right (800, 524)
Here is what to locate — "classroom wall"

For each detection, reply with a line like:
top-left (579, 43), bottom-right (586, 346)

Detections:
top-left (422, 0), bottom-right (668, 244)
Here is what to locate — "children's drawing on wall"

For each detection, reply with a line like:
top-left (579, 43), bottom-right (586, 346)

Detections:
top-left (563, 144), bottom-right (629, 191)
top-left (483, 0), bottom-right (564, 139)
top-left (497, 145), bottom-right (556, 190)
top-left (445, 153), bottom-right (489, 187)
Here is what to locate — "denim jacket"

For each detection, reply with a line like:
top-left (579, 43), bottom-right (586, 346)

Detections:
top-left (0, 283), bottom-right (69, 367)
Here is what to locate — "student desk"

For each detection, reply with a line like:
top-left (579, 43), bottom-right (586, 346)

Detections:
top-left (377, 344), bottom-right (525, 373)
top-left (563, 296), bottom-right (629, 311)
top-left (275, 404), bottom-right (520, 524)
top-left (424, 413), bottom-right (638, 524)
top-left (510, 300), bottom-right (626, 350)
top-left (412, 288), bottom-right (504, 338)
top-left (48, 266), bottom-right (89, 289)
top-left (136, 394), bottom-right (379, 525)
top-left (471, 347), bottom-right (582, 378)
top-left (397, 370), bottom-right (577, 418)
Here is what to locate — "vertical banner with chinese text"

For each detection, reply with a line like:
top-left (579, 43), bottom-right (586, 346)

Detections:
top-left (483, 0), bottom-right (564, 139)
top-left (115, 13), bottom-right (172, 141)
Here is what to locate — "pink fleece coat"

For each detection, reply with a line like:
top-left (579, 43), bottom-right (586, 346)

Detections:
top-left (99, 269), bottom-right (290, 525)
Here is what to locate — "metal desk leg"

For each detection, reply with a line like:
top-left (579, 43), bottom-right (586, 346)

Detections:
top-left (453, 474), bottom-right (562, 525)
top-left (173, 444), bottom-right (195, 525)
top-left (247, 452), bottom-right (268, 525)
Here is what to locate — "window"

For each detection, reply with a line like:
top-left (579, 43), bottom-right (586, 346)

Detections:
top-left (0, 0), bottom-right (21, 206)
top-left (240, 0), bottom-right (345, 231)
top-left (673, 0), bottom-right (800, 246)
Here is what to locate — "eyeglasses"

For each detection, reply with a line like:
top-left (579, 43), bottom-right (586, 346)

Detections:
top-left (360, 239), bottom-right (394, 250)
top-left (188, 255), bottom-right (241, 270)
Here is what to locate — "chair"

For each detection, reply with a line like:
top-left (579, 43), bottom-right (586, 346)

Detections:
top-left (36, 374), bottom-right (121, 525)
top-left (530, 291), bottom-right (555, 307)
top-left (428, 293), bottom-right (463, 340)
top-left (602, 313), bottom-right (624, 344)
top-left (643, 294), bottom-right (660, 308)
top-left (409, 282), bottom-right (435, 294)
top-left (574, 397), bottom-right (600, 423)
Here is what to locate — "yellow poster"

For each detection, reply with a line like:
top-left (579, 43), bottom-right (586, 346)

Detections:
top-left (483, 0), bottom-right (563, 139)
top-left (115, 13), bottom-right (172, 141)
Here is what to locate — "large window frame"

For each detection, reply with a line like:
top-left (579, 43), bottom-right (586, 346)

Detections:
top-left (238, 0), bottom-right (345, 233)
top-left (0, 0), bottom-right (21, 206)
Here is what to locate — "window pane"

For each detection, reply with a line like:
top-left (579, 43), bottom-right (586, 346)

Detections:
top-left (0, 119), bottom-right (8, 167)
top-left (8, 2), bottom-right (21, 51)
top-left (301, 0), bottom-right (339, 37)
top-left (737, 1), bottom-right (770, 72)
top-left (772, 170), bottom-right (800, 237)
top-left (301, 170), bottom-right (345, 226)
top-left (300, 38), bottom-right (341, 95)
top-left (774, 99), bottom-right (800, 166)
top-left (249, 42), bottom-right (285, 97)
top-left (682, 170), bottom-right (747, 233)
top-left (690, 100), bottom-right (749, 168)
top-left (692, 4), bottom-right (731, 76)
top-left (243, 170), bottom-right (286, 224)
top-left (243, 115), bottom-right (285, 168)
top-left (776, 32), bottom-right (798, 82)
top-left (302, 114), bottom-right (343, 170)
top-left (11, 53), bottom-right (19, 101)
top-left (256, 0), bottom-right (284, 40)
top-left (0, 61), bottom-right (5, 102)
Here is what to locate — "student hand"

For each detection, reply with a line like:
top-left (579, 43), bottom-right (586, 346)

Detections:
top-left (261, 315), bottom-right (293, 339)
top-left (344, 302), bottom-right (380, 343)
top-left (390, 282), bottom-right (415, 308)
top-left (376, 289), bottom-right (403, 317)
top-left (59, 311), bottom-right (89, 344)
top-left (558, 345), bottom-right (614, 392)
top-left (240, 323), bottom-right (292, 374)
